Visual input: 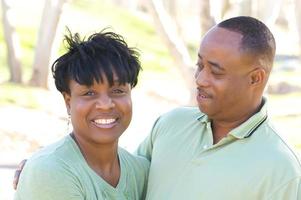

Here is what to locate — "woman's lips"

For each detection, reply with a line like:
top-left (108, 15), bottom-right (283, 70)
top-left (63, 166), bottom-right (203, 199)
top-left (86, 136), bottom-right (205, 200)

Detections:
top-left (92, 117), bottom-right (118, 129)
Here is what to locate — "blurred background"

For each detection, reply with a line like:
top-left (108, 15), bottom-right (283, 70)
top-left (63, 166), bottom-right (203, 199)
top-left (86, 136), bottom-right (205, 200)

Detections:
top-left (1, 0), bottom-right (301, 199)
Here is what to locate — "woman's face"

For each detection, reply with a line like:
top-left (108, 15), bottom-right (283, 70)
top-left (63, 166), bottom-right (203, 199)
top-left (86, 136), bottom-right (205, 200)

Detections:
top-left (63, 75), bottom-right (132, 146)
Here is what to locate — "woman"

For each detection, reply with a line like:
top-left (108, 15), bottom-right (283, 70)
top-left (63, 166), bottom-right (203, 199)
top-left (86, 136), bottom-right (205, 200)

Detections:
top-left (14, 30), bottom-right (149, 200)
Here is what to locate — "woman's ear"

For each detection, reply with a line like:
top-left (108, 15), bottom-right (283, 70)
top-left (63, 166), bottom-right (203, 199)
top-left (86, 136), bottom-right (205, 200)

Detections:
top-left (62, 92), bottom-right (71, 115)
top-left (249, 68), bottom-right (266, 86)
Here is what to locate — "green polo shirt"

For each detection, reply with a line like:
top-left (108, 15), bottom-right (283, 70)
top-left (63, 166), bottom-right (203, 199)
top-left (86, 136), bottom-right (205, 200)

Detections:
top-left (136, 99), bottom-right (301, 199)
top-left (15, 135), bottom-right (149, 200)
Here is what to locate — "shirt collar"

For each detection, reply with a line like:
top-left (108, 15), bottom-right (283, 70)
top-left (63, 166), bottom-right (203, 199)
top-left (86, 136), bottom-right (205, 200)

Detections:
top-left (229, 98), bottom-right (268, 139)
top-left (196, 97), bottom-right (268, 139)
top-left (197, 113), bottom-right (209, 123)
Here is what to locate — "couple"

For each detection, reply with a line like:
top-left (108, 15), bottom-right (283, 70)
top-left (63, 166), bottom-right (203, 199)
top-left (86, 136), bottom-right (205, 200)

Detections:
top-left (14, 16), bottom-right (301, 200)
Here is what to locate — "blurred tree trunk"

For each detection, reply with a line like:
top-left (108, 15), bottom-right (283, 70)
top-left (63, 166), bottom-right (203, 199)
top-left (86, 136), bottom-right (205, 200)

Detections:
top-left (238, 0), bottom-right (252, 16)
top-left (1, 0), bottom-right (22, 83)
top-left (295, 0), bottom-right (301, 60)
top-left (110, 0), bottom-right (138, 10)
top-left (145, 0), bottom-right (195, 104)
top-left (164, 0), bottom-right (176, 16)
top-left (199, 0), bottom-right (215, 37)
top-left (29, 0), bottom-right (66, 88)
top-left (164, 0), bottom-right (181, 35)
top-left (256, 0), bottom-right (282, 26)
top-left (220, 0), bottom-right (231, 19)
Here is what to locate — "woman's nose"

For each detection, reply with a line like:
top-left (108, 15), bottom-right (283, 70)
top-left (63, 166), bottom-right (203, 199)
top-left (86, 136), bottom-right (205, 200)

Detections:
top-left (95, 94), bottom-right (115, 110)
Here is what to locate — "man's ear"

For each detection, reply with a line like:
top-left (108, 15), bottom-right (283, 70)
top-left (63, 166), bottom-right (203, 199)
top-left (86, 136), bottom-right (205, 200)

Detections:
top-left (249, 68), bottom-right (266, 86)
top-left (62, 92), bottom-right (71, 115)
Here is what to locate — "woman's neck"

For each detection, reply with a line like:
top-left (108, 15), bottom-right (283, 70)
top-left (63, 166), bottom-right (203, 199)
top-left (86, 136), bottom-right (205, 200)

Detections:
top-left (71, 133), bottom-right (121, 187)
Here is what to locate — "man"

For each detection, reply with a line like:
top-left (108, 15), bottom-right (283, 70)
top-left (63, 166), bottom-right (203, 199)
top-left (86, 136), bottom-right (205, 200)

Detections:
top-left (136, 16), bottom-right (301, 199)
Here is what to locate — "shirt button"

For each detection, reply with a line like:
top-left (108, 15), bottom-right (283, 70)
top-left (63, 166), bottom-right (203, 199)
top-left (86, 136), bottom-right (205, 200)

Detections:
top-left (203, 145), bottom-right (208, 149)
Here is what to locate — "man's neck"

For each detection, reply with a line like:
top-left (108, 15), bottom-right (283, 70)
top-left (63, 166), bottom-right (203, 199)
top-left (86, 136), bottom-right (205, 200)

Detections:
top-left (211, 119), bottom-right (245, 144)
top-left (211, 99), bottom-right (264, 144)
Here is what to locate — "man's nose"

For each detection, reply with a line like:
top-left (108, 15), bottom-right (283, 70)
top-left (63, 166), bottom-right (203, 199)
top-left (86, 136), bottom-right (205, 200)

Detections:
top-left (195, 69), bottom-right (210, 87)
top-left (95, 94), bottom-right (115, 110)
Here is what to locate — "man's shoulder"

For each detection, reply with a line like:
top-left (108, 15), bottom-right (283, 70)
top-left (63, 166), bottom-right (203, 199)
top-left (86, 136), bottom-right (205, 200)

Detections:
top-left (118, 147), bottom-right (149, 188)
top-left (119, 147), bottom-right (150, 171)
top-left (255, 123), bottom-right (301, 172)
top-left (160, 106), bottom-right (203, 122)
top-left (149, 106), bottom-right (204, 137)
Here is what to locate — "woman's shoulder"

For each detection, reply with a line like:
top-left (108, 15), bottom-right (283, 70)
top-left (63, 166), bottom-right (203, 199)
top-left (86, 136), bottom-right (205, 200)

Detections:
top-left (15, 136), bottom-right (84, 200)
top-left (26, 135), bottom-right (78, 172)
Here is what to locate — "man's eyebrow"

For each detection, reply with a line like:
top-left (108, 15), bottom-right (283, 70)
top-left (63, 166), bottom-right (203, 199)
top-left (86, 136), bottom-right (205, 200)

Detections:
top-left (198, 53), bottom-right (225, 71)
top-left (208, 61), bottom-right (225, 71)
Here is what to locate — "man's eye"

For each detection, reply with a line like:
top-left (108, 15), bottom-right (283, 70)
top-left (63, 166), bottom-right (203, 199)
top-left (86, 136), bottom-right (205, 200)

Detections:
top-left (196, 63), bottom-right (203, 70)
top-left (211, 71), bottom-right (223, 76)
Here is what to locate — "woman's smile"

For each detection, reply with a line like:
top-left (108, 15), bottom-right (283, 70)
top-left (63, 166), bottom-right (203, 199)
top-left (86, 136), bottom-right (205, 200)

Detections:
top-left (92, 117), bottom-right (118, 129)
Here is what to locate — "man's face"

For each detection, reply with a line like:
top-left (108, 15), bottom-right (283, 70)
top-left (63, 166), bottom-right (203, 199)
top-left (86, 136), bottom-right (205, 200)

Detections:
top-left (63, 75), bottom-right (132, 146)
top-left (195, 27), bottom-right (255, 121)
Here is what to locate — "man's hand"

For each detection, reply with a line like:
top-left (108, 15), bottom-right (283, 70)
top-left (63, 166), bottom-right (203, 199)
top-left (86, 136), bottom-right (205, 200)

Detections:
top-left (13, 159), bottom-right (27, 190)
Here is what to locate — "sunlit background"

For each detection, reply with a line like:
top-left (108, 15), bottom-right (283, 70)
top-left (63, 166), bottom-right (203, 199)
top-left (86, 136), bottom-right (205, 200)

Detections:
top-left (1, 0), bottom-right (301, 199)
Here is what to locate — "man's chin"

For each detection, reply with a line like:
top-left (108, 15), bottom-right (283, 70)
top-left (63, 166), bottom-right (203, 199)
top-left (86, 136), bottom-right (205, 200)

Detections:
top-left (198, 104), bottom-right (209, 114)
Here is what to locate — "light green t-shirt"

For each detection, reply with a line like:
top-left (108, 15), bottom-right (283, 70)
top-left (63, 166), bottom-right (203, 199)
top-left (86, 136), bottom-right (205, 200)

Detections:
top-left (136, 99), bottom-right (301, 200)
top-left (15, 135), bottom-right (149, 200)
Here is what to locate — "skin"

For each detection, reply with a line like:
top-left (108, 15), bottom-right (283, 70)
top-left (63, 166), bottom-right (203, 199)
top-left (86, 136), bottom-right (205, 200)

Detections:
top-left (62, 74), bottom-right (132, 187)
top-left (13, 159), bottom-right (26, 190)
top-left (195, 27), bottom-right (267, 144)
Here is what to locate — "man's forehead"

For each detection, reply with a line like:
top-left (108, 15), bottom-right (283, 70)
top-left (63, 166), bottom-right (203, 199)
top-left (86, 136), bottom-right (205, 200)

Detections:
top-left (201, 27), bottom-right (242, 47)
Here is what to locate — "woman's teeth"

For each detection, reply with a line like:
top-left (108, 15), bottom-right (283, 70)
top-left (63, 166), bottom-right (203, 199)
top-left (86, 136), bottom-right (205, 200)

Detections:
top-left (94, 119), bottom-right (116, 125)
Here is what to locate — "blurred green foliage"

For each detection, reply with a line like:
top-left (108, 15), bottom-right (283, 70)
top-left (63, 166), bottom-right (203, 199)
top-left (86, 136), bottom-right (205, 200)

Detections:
top-left (0, 0), bottom-right (176, 84)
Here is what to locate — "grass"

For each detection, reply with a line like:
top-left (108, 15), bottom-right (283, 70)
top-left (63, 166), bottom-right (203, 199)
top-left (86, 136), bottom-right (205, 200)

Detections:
top-left (0, 82), bottom-right (50, 109)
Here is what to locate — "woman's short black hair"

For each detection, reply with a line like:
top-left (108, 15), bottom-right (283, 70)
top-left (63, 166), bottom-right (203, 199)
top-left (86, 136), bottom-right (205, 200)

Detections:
top-left (52, 29), bottom-right (142, 94)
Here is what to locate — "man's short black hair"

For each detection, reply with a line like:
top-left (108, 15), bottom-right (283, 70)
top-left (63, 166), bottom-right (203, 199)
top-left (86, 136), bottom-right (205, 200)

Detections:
top-left (52, 29), bottom-right (141, 94)
top-left (218, 16), bottom-right (276, 70)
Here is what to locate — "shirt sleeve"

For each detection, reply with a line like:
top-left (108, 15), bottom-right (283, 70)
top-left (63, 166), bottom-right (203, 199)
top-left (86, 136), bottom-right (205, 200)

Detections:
top-left (14, 156), bottom-right (84, 200)
top-left (267, 177), bottom-right (301, 200)
top-left (135, 117), bottom-right (162, 162)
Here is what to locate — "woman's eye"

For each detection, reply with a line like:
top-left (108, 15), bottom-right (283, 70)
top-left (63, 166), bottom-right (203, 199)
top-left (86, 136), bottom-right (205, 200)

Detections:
top-left (112, 89), bottom-right (125, 94)
top-left (84, 91), bottom-right (95, 96)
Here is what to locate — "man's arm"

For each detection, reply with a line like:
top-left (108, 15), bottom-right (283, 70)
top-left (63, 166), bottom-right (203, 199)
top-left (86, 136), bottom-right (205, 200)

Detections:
top-left (13, 159), bottom-right (27, 190)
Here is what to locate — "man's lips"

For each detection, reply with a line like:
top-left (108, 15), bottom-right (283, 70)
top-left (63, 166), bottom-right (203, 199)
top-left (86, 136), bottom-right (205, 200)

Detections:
top-left (196, 88), bottom-right (211, 99)
top-left (197, 88), bottom-right (211, 98)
